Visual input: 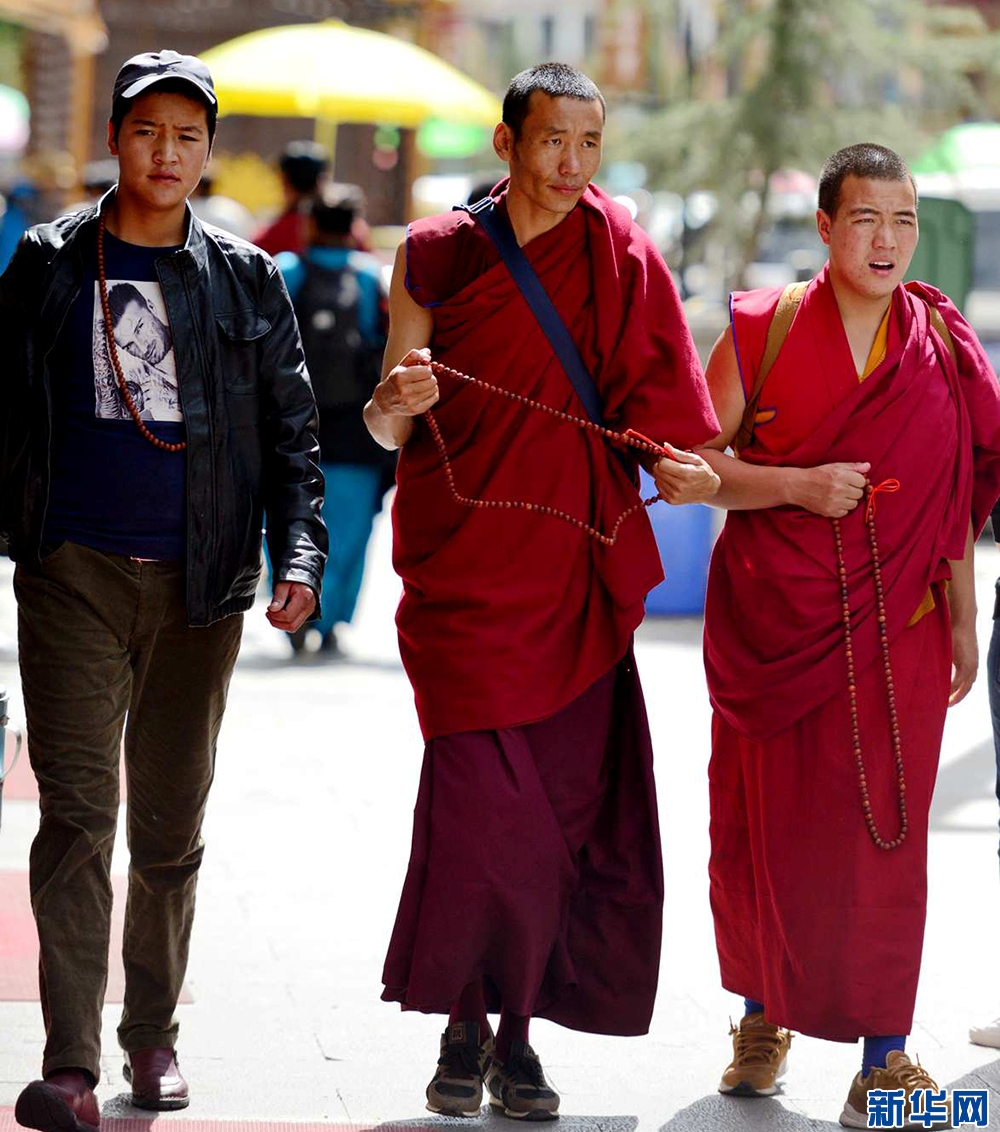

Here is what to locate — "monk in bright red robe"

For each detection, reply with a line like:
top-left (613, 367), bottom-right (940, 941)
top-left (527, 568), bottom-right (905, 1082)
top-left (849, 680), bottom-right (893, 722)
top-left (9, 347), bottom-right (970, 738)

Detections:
top-left (699, 143), bottom-right (1000, 1128)
top-left (364, 64), bottom-right (720, 1120)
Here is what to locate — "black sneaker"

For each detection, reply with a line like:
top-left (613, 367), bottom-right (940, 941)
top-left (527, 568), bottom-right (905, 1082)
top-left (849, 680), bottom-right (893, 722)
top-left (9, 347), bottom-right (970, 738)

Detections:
top-left (426, 1021), bottom-right (494, 1118)
top-left (485, 1040), bottom-right (560, 1121)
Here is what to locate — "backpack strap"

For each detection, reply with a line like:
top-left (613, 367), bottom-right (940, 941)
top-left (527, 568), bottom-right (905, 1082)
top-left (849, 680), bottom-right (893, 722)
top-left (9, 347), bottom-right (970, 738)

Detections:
top-left (456, 196), bottom-right (607, 428)
top-left (734, 280), bottom-right (808, 454)
top-left (456, 196), bottom-right (633, 478)
top-left (926, 303), bottom-right (958, 367)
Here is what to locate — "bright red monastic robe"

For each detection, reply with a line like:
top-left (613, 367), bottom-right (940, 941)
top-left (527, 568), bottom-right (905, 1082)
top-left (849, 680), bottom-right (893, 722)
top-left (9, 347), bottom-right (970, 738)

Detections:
top-left (705, 265), bottom-right (1000, 1040)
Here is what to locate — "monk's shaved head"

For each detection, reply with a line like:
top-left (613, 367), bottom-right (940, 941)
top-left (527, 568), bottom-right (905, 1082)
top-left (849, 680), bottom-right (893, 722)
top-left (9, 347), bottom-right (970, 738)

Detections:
top-left (502, 62), bottom-right (605, 139)
top-left (818, 144), bottom-right (917, 218)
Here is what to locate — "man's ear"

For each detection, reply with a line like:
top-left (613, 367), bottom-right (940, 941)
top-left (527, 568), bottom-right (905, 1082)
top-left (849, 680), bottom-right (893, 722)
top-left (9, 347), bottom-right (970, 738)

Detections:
top-left (816, 207), bottom-right (832, 247)
top-left (107, 118), bottom-right (118, 157)
top-left (493, 122), bottom-right (514, 163)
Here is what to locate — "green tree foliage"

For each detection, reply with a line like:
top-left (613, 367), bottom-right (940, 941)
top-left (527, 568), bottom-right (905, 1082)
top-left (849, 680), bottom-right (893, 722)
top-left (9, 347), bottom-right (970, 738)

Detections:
top-left (610, 0), bottom-right (999, 285)
top-left (0, 21), bottom-right (24, 92)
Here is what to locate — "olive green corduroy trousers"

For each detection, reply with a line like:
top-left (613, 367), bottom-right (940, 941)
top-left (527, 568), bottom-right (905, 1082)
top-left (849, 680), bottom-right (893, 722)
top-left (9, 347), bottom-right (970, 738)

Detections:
top-left (14, 541), bottom-right (243, 1082)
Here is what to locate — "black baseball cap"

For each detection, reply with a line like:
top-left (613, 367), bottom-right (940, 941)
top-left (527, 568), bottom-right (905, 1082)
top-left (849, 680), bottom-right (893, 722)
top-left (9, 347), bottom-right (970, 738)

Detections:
top-left (112, 50), bottom-right (217, 108)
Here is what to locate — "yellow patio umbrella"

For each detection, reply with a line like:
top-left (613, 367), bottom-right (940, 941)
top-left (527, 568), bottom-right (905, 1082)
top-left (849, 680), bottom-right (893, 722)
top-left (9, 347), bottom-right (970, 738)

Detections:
top-left (200, 20), bottom-right (501, 129)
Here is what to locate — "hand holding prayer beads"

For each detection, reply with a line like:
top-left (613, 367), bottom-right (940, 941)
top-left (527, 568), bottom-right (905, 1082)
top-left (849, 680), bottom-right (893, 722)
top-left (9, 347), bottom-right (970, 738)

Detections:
top-left (652, 444), bottom-right (721, 505)
top-left (793, 460), bottom-right (871, 518)
top-left (375, 348), bottom-right (440, 417)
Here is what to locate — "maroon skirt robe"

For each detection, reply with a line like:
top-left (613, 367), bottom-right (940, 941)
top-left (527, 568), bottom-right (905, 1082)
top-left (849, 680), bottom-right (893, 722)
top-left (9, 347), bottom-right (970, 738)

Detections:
top-left (382, 654), bottom-right (665, 1035)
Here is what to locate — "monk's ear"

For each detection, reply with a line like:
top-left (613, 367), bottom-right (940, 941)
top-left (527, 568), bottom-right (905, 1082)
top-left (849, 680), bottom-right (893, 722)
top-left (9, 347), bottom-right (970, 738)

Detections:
top-left (816, 207), bottom-right (833, 246)
top-left (494, 122), bottom-right (514, 163)
top-left (107, 118), bottom-right (118, 157)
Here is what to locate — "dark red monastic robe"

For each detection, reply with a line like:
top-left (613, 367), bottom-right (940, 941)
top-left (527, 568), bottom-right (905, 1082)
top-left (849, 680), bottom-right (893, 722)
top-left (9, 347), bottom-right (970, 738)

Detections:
top-left (393, 183), bottom-right (717, 741)
top-left (381, 184), bottom-right (718, 1035)
top-left (705, 264), bottom-right (1000, 1040)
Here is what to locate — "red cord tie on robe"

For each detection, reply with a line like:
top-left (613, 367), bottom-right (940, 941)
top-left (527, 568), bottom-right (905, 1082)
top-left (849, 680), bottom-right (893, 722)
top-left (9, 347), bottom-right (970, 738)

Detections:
top-left (864, 477), bottom-right (901, 523)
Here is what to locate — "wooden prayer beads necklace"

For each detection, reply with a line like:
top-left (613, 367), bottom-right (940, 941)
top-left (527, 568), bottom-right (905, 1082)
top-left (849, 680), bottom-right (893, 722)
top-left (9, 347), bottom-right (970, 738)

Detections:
top-left (425, 360), bottom-right (667, 547)
top-left (97, 216), bottom-right (186, 453)
top-left (833, 478), bottom-right (907, 851)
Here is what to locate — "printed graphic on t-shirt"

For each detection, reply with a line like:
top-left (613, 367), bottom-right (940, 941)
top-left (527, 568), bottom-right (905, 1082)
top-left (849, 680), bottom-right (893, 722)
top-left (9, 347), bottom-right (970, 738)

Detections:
top-left (92, 279), bottom-right (183, 422)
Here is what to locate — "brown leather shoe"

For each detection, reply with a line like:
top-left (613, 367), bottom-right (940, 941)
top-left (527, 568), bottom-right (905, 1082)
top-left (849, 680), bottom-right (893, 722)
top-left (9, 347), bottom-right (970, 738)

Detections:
top-left (15, 1070), bottom-right (100, 1132)
top-left (122, 1048), bottom-right (189, 1111)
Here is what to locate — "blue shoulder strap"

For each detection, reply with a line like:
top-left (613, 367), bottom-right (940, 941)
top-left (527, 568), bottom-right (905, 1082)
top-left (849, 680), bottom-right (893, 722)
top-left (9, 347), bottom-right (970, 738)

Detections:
top-left (458, 196), bottom-right (607, 428)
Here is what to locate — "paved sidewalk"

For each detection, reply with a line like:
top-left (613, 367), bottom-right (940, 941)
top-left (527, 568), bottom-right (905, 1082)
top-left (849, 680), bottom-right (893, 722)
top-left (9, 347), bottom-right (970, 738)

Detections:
top-left (1, 514), bottom-right (1000, 1130)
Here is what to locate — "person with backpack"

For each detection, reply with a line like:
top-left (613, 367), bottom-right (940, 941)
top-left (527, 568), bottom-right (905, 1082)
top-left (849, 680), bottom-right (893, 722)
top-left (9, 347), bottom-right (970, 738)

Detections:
top-left (276, 184), bottom-right (392, 656)
top-left (252, 140), bottom-right (328, 258)
top-left (699, 143), bottom-right (1000, 1127)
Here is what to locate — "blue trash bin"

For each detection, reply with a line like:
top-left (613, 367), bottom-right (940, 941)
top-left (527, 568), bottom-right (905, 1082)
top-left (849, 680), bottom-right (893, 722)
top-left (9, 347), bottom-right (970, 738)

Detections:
top-left (639, 470), bottom-right (716, 616)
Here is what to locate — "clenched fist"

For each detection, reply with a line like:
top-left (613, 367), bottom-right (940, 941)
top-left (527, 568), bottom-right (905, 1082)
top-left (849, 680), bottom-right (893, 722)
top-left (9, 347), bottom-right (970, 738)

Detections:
top-left (373, 347), bottom-right (440, 417)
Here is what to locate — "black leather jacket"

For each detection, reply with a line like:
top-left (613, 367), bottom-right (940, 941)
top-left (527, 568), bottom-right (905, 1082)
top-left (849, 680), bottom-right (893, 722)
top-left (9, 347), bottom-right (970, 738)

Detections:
top-left (0, 197), bottom-right (327, 626)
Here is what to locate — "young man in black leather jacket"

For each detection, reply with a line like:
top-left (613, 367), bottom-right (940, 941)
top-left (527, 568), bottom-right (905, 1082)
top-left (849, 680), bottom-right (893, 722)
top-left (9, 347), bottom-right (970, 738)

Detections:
top-left (1, 51), bottom-right (326, 1132)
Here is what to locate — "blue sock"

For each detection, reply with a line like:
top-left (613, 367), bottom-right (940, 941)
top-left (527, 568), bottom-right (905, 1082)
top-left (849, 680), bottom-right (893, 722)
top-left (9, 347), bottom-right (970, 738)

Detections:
top-left (862, 1035), bottom-right (906, 1076)
top-left (744, 998), bottom-right (766, 1017)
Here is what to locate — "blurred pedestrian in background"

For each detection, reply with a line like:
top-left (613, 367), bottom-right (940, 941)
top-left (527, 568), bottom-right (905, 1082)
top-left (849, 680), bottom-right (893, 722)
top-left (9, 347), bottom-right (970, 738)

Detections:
top-left (699, 143), bottom-right (1000, 1127)
top-left (1, 48), bottom-right (325, 1132)
top-left (252, 139), bottom-right (328, 257)
top-left (0, 178), bottom-right (42, 272)
top-left (60, 159), bottom-right (120, 216)
top-left (275, 182), bottom-right (393, 657)
top-left (367, 62), bottom-right (719, 1121)
top-left (189, 165), bottom-right (254, 239)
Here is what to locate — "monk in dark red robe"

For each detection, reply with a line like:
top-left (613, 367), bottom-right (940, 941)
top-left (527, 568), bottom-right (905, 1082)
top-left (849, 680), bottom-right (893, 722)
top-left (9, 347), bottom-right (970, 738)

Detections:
top-left (364, 64), bottom-right (719, 1120)
top-left (699, 143), bottom-right (1000, 1129)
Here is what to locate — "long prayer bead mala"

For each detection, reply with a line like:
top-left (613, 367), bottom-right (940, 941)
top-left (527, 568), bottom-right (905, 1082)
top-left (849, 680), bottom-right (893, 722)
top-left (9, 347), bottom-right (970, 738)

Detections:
top-left (425, 360), bottom-right (667, 547)
top-left (833, 480), bottom-right (908, 851)
top-left (97, 216), bottom-right (186, 453)
top-left (426, 360), bottom-right (907, 848)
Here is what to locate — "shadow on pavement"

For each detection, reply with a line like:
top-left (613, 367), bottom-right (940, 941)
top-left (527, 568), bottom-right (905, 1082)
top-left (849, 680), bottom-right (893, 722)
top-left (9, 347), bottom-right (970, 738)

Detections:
top-left (635, 616), bottom-right (703, 649)
top-left (100, 1092), bottom-right (160, 1119)
top-left (659, 1095), bottom-right (839, 1130)
top-left (930, 736), bottom-right (998, 833)
top-left (234, 653), bottom-right (403, 674)
top-left (377, 1114), bottom-right (637, 1131)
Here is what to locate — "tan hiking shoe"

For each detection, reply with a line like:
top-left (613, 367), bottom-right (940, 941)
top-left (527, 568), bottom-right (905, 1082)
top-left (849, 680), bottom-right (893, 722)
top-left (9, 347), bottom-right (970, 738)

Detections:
top-left (485, 1040), bottom-right (560, 1121)
top-left (718, 1012), bottom-right (793, 1096)
top-left (425, 1021), bottom-right (495, 1118)
top-left (840, 1050), bottom-right (951, 1129)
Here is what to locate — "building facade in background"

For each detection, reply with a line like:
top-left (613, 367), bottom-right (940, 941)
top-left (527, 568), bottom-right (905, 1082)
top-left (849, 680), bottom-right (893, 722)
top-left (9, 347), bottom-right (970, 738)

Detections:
top-left (5, 0), bottom-right (1000, 227)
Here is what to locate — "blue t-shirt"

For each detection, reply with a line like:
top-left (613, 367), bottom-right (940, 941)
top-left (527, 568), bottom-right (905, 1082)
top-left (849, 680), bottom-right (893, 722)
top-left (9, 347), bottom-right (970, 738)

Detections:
top-left (44, 231), bottom-right (187, 560)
